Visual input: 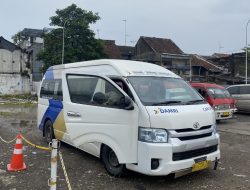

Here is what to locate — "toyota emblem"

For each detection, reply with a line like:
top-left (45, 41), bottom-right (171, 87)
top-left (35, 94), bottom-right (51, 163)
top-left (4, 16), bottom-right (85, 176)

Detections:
top-left (193, 122), bottom-right (200, 130)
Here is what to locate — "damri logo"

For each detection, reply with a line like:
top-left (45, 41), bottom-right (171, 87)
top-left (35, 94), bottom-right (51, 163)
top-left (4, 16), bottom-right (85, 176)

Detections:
top-left (154, 108), bottom-right (179, 114)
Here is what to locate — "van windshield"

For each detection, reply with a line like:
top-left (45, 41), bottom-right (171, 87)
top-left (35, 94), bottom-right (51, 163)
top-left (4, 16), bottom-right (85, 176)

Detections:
top-left (207, 87), bottom-right (231, 99)
top-left (128, 76), bottom-right (204, 106)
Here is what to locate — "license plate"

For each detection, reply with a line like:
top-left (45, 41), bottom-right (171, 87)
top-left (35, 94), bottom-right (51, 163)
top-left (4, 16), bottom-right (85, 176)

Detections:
top-left (192, 160), bottom-right (210, 172)
top-left (222, 112), bottom-right (230, 116)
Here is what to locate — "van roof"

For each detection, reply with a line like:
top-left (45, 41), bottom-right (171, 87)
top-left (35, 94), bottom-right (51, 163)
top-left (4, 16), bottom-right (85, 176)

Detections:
top-left (227, 84), bottom-right (250, 88)
top-left (190, 82), bottom-right (225, 89)
top-left (48, 59), bottom-right (181, 78)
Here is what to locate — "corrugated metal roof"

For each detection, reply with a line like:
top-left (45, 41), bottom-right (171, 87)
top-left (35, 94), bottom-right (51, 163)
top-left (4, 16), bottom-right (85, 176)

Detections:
top-left (191, 55), bottom-right (223, 72)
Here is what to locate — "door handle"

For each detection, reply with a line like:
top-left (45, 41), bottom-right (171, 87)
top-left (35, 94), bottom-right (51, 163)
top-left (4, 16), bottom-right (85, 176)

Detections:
top-left (67, 111), bottom-right (81, 117)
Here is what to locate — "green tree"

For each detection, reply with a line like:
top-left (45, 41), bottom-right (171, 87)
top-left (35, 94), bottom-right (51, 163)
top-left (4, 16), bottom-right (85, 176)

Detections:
top-left (11, 31), bottom-right (23, 45)
top-left (37, 4), bottom-right (107, 73)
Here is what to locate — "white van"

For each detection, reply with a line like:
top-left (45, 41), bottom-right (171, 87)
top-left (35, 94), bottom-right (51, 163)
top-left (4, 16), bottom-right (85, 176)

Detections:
top-left (38, 59), bottom-right (220, 177)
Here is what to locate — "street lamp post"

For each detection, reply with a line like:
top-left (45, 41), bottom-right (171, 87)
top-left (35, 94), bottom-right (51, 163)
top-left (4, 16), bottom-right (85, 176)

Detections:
top-left (122, 19), bottom-right (127, 46)
top-left (189, 57), bottom-right (192, 82)
top-left (245, 19), bottom-right (250, 84)
top-left (62, 20), bottom-right (68, 64)
top-left (97, 29), bottom-right (100, 39)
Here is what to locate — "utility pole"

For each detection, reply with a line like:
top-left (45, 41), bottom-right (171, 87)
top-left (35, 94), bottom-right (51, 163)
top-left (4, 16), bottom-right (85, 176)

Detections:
top-left (97, 29), bottom-right (100, 39)
top-left (245, 19), bottom-right (250, 84)
top-left (62, 20), bottom-right (68, 64)
top-left (218, 41), bottom-right (224, 53)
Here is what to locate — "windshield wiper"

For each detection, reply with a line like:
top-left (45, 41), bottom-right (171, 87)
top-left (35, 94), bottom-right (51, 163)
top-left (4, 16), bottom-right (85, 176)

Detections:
top-left (185, 99), bottom-right (204, 105)
top-left (152, 100), bottom-right (182, 106)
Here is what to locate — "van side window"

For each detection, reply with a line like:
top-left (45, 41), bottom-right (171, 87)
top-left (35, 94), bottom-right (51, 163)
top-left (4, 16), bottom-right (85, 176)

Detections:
top-left (67, 75), bottom-right (124, 108)
top-left (227, 86), bottom-right (239, 95)
top-left (67, 75), bottom-right (97, 104)
top-left (40, 79), bottom-right (63, 100)
top-left (239, 86), bottom-right (250, 94)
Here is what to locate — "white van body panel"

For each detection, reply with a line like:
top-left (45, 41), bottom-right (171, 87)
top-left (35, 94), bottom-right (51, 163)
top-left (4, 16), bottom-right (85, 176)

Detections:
top-left (146, 105), bottom-right (214, 130)
top-left (51, 59), bottom-right (181, 78)
top-left (126, 136), bottom-right (220, 176)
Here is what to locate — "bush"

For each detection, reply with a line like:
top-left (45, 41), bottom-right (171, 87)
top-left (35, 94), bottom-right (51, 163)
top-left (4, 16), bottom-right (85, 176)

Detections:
top-left (0, 94), bottom-right (38, 101)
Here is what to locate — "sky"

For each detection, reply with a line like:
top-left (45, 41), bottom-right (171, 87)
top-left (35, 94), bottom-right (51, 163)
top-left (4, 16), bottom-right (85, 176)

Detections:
top-left (1, 0), bottom-right (250, 55)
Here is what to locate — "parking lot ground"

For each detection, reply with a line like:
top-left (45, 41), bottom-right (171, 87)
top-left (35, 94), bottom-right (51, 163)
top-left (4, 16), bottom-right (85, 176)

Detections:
top-left (218, 113), bottom-right (250, 136)
top-left (0, 104), bottom-right (250, 190)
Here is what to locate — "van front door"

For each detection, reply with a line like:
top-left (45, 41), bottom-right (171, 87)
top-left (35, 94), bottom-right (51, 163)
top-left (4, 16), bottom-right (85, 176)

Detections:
top-left (62, 73), bottom-right (139, 163)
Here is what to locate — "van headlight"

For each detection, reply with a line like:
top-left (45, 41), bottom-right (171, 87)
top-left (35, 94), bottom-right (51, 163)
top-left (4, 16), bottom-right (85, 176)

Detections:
top-left (138, 127), bottom-right (168, 143)
top-left (213, 105), bottom-right (219, 110)
top-left (212, 123), bottom-right (217, 135)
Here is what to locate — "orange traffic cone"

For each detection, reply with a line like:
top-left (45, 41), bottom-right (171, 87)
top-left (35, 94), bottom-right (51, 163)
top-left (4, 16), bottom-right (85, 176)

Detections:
top-left (7, 134), bottom-right (27, 172)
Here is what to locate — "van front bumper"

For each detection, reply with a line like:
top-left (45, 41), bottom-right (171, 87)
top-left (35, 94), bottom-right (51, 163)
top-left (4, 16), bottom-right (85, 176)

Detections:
top-left (126, 135), bottom-right (220, 176)
top-left (215, 109), bottom-right (233, 120)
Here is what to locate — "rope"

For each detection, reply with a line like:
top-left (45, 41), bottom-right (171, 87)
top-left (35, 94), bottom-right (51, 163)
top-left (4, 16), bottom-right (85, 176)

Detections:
top-left (59, 151), bottom-right (72, 190)
top-left (20, 134), bottom-right (51, 151)
top-left (0, 136), bottom-right (17, 144)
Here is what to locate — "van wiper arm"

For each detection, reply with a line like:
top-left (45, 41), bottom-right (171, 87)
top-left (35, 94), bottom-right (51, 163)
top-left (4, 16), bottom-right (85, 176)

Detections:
top-left (152, 100), bottom-right (182, 106)
top-left (185, 99), bottom-right (204, 105)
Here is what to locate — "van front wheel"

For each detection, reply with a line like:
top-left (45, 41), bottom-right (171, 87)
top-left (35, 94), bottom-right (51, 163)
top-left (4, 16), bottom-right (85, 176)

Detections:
top-left (101, 145), bottom-right (125, 177)
top-left (44, 120), bottom-right (55, 144)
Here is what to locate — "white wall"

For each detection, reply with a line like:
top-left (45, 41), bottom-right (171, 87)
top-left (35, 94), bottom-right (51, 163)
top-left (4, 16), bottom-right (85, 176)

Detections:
top-left (31, 81), bottom-right (41, 95)
top-left (0, 49), bottom-right (22, 73)
top-left (0, 74), bottom-right (30, 95)
top-left (0, 48), bottom-right (32, 94)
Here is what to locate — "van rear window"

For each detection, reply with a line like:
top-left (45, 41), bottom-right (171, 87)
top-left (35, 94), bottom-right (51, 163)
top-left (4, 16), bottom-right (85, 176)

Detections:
top-left (40, 79), bottom-right (62, 100)
top-left (227, 86), bottom-right (239, 95)
top-left (239, 86), bottom-right (250, 94)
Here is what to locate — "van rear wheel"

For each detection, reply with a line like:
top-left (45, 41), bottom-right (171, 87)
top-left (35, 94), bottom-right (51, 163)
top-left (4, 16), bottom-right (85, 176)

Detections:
top-left (101, 145), bottom-right (125, 177)
top-left (44, 120), bottom-right (54, 144)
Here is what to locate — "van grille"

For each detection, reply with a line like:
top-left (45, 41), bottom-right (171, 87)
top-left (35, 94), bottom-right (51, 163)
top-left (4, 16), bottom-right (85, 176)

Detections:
top-left (216, 104), bottom-right (230, 110)
top-left (172, 145), bottom-right (218, 161)
top-left (178, 133), bottom-right (212, 141)
top-left (175, 125), bottom-right (211, 133)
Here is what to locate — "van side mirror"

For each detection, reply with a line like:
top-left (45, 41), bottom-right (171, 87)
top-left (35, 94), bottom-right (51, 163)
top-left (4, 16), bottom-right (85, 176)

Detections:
top-left (120, 96), bottom-right (134, 110)
top-left (93, 92), bottom-right (108, 104)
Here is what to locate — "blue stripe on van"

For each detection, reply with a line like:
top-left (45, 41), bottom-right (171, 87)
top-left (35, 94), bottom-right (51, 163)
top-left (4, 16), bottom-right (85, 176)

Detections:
top-left (45, 69), bottom-right (54, 80)
top-left (39, 99), bottom-right (63, 131)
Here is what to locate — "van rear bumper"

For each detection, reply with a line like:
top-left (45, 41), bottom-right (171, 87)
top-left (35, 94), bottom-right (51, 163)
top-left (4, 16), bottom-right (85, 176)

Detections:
top-left (126, 139), bottom-right (220, 176)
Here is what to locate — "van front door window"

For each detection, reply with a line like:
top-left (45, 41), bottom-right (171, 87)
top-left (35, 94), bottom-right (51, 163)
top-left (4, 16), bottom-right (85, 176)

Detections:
top-left (67, 74), bottom-right (124, 108)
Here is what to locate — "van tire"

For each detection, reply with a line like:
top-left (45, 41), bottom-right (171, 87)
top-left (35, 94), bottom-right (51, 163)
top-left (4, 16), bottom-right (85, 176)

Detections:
top-left (101, 145), bottom-right (125, 177)
top-left (44, 120), bottom-right (54, 144)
